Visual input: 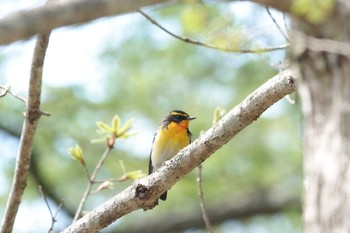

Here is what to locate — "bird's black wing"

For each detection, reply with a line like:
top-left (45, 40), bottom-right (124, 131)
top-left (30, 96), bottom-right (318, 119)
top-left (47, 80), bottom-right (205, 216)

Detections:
top-left (187, 129), bottom-right (193, 143)
top-left (148, 131), bottom-right (157, 175)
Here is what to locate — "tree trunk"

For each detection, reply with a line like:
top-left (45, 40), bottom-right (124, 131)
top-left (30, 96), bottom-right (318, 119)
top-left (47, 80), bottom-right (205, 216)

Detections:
top-left (294, 2), bottom-right (350, 232)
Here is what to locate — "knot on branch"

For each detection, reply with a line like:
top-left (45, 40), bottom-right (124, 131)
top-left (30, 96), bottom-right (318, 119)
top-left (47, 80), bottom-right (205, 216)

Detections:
top-left (135, 184), bottom-right (160, 210)
top-left (25, 109), bottom-right (42, 124)
top-left (287, 75), bottom-right (295, 87)
top-left (135, 184), bottom-right (149, 200)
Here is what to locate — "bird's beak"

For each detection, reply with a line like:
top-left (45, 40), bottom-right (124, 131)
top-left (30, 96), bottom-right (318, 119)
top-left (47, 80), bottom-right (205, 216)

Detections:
top-left (187, 116), bottom-right (196, 121)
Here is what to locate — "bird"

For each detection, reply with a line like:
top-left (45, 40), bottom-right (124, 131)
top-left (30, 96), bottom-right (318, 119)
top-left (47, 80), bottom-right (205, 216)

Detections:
top-left (148, 110), bottom-right (196, 201)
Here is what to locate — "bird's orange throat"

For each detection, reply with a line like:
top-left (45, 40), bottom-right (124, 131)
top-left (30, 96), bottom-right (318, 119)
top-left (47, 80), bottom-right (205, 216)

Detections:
top-left (179, 120), bottom-right (189, 129)
top-left (167, 121), bottom-right (188, 133)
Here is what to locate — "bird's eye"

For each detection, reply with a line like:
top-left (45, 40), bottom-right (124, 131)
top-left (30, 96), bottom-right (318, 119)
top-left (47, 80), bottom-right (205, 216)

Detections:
top-left (172, 115), bottom-right (183, 122)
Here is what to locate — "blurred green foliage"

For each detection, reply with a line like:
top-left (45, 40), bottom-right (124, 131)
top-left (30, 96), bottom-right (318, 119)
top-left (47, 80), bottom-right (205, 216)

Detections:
top-left (0, 2), bottom-right (301, 233)
top-left (291, 0), bottom-right (335, 24)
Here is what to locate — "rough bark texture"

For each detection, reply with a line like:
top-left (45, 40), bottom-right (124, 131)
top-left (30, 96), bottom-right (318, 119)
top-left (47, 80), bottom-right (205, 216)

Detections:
top-left (293, 1), bottom-right (350, 232)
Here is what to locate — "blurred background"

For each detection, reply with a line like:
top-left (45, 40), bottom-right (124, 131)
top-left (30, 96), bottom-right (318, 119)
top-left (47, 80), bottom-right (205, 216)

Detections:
top-left (0, 0), bottom-right (302, 232)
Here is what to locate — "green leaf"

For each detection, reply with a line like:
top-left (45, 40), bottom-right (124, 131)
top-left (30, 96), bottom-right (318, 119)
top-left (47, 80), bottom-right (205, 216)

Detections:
top-left (181, 5), bottom-right (208, 34)
top-left (213, 106), bottom-right (226, 124)
top-left (117, 119), bottom-right (136, 138)
top-left (291, 0), bottom-right (335, 24)
top-left (96, 121), bottom-right (114, 133)
top-left (118, 170), bottom-right (146, 181)
top-left (112, 115), bottom-right (121, 133)
top-left (96, 180), bottom-right (114, 192)
top-left (67, 144), bottom-right (85, 165)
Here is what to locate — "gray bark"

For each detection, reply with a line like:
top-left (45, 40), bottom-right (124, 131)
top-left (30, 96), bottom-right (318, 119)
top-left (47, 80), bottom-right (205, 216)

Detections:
top-left (293, 1), bottom-right (350, 232)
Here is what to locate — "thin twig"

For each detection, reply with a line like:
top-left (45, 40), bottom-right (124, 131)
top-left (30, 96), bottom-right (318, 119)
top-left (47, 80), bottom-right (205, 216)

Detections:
top-left (73, 147), bottom-right (112, 222)
top-left (1, 31), bottom-right (51, 233)
top-left (138, 10), bottom-right (288, 54)
top-left (0, 85), bottom-right (26, 103)
top-left (265, 6), bottom-right (289, 42)
top-left (0, 85), bottom-right (10, 98)
top-left (197, 164), bottom-right (213, 233)
top-left (83, 163), bottom-right (91, 181)
top-left (0, 85), bottom-right (51, 116)
top-left (283, 12), bottom-right (289, 31)
top-left (39, 186), bottom-right (64, 233)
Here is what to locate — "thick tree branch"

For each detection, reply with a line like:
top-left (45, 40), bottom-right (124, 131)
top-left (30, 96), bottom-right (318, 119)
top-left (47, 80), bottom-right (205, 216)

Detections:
top-left (116, 190), bottom-right (300, 233)
top-left (0, 0), bottom-right (303, 46)
top-left (291, 30), bottom-right (350, 58)
top-left (62, 70), bottom-right (297, 233)
top-left (249, 0), bottom-right (292, 13)
top-left (0, 32), bottom-right (50, 233)
top-left (0, 0), bottom-right (169, 45)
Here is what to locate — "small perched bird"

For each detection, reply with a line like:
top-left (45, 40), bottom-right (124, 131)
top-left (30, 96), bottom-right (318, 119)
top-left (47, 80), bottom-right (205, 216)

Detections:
top-left (149, 110), bottom-right (196, 201)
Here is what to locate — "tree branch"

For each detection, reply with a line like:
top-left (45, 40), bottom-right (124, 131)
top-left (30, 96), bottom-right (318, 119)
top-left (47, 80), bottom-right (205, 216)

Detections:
top-left (197, 165), bottom-right (213, 233)
top-left (38, 186), bottom-right (64, 233)
top-left (61, 70), bottom-right (297, 233)
top-left (0, 32), bottom-right (51, 233)
top-left (291, 30), bottom-right (350, 58)
top-left (249, 0), bottom-right (293, 13)
top-left (0, 0), bottom-right (169, 45)
top-left (265, 6), bottom-right (289, 42)
top-left (73, 147), bottom-right (112, 222)
top-left (0, 0), bottom-right (299, 46)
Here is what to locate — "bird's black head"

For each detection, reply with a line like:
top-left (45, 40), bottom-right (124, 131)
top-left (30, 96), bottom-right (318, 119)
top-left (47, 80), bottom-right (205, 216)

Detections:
top-left (166, 110), bottom-right (195, 123)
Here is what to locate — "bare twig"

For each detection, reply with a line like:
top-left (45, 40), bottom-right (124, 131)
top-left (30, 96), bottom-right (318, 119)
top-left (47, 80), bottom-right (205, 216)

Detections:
top-left (0, 85), bottom-right (51, 116)
top-left (138, 10), bottom-right (288, 53)
top-left (265, 6), bottom-right (289, 42)
top-left (0, 85), bottom-right (10, 98)
top-left (39, 186), bottom-right (64, 233)
top-left (197, 165), bottom-right (213, 233)
top-left (283, 12), bottom-right (289, 31)
top-left (62, 70), bottom-right (297, 233)
top-left (73, 147), bottom-right (112, 222)
top-left (0, 31), bottom-right (51, 233)
top-left (0, 85), bottom-right (26, 103)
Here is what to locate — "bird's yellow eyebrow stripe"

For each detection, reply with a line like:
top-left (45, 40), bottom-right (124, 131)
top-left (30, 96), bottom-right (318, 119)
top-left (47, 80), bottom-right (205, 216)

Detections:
top-left (170, 111), bottom-right (189, 117)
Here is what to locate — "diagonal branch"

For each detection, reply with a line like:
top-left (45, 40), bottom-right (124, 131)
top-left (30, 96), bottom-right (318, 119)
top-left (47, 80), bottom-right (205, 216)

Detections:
top-left (0, 0), bottom-right (169, 45)
top-left (0, 31), bottom-right (51, 233)
top-left (62, 70), bottom-right (297, 233)
top-left (265, 6), bottom-right (289, 42)
top-left (0, 0), bottom-right (298, 46)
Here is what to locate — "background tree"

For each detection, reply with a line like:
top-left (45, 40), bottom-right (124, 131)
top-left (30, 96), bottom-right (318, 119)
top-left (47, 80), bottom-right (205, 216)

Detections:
top-left (0, 0), bottom-right (347, 232)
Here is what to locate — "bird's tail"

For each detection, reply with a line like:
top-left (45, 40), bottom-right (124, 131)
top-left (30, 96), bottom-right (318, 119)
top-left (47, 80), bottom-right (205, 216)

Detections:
top-left (160, 191), bottom-right (167, 201)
